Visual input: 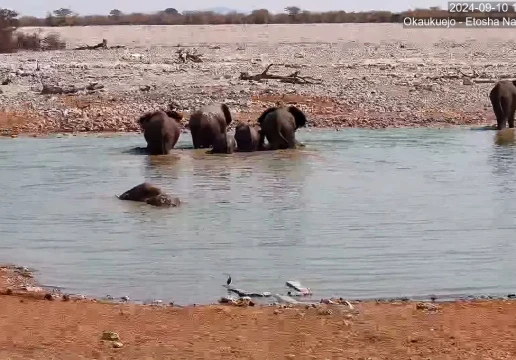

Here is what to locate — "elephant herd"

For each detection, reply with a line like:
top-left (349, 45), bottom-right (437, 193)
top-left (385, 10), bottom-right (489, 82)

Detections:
top-left (117, 102), bottom-right (308, 207)
top-left (137, 102), bottom-right (308, 155)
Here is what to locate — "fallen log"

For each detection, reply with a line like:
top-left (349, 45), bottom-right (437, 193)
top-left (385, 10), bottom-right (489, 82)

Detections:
top-left (176, 48), bottom-right (203, 63)
top-left (41, 82), bottom-right (104, 95)
top-left (239, 64), bottom-right (322, 84)
top-left (74, 39), bottom-right (125, 50)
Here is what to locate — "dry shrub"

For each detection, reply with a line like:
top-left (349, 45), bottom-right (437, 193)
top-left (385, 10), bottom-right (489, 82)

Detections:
top-left (14, 32), bottom-right (66, 51)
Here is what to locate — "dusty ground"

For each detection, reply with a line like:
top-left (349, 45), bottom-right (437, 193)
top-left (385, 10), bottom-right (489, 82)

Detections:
top-left (0, 24), bottom-right (511, 136)
top-left (1, 265), bottom-right (515, 359)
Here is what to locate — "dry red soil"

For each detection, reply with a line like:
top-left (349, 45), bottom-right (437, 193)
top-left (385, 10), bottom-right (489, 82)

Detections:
top-left (0, 266), bottom-right (515, 359)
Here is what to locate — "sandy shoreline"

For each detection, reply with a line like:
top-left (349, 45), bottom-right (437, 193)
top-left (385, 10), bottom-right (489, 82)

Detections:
top-left (0, 24), bottom-right (507, 136)
top-left (2, 264), bottom-right (516, 359)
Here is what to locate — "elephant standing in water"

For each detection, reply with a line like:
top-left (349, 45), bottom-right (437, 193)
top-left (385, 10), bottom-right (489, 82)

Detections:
top-left (234, 123), bottom-right (261, 152)
top-left (188, 103), bottom-right (232, 149)
top-left (208, 133), bottom-right (237, 154)
top-left (257, 106), bottom-right (307, 150)
top-left (490, 80), bottom-right (516, 130)
top-left (138, 110), bottom-right (183, 155)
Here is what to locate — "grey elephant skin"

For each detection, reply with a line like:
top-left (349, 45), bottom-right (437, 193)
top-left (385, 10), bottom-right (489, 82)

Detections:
top-left (117, 182), bottom-right (180, 207)
top-left (257, 106), bottom-right (307, 150)
top-left (234, 123), bottom-right (261, 152)
top-left (188, 103), bottom-right (232, 149)
top-left (490, 80), bottom-right (516, 130)
top-left (208, 133), bottom-right (236, 154)
top-left (138, 110), bottom-right (183, 155)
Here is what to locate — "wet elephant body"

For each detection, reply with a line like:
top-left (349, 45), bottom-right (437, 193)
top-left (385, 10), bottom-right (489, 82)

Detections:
top-left (257, 106), bottom-right (307, 150)
top-left (490, 80), bottom-right (516, 130)
top-left (138, 110), bottom-right (183, 155)
top-left (234, 123), bottom-right (261, 152)
top-left (117, 182), bottom-right (180, 207)
top-left (188, 103), bottom-right (232, 149)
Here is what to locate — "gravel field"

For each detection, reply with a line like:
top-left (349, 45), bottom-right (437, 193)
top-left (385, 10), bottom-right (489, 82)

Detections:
top-left (0, 24), bottom-right (513, 135)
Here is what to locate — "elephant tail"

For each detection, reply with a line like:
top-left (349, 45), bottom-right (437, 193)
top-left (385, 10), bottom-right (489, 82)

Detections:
top-left (288, 106), bottom-right (308, 129)
top-left (220, 103), bottom-right (233, 126)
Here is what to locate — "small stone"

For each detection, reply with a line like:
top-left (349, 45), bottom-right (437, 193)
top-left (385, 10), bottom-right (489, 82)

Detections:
top-left (62, 294), bottom-right (70, 301)
top-left (44, 293), bottom-right (53, 301)
top-left (112, 341), bottom-right (123, 348)
top-left (101, 331), bottom-right (120, 341)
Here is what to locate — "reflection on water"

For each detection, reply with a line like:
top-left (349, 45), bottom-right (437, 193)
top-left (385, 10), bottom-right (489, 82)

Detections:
top-left (2, 129), bottom-right (516, 304)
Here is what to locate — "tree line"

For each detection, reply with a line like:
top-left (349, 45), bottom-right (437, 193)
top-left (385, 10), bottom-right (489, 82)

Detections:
top-left (5, 6), bottom-right (516, 27)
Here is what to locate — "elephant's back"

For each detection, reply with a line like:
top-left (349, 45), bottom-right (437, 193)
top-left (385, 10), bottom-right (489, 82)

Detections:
top-left (189, 104), bottom-right (224, 126)
top-left (263, 107), bottom-right (295, 128)
top-left (234, 125), bottom-right (251, 142)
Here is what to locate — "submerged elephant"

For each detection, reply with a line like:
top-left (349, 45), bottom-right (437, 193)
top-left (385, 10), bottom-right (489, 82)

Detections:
top-left (188, 103), bottom-right (232, 149)
top-left (234, 123), bottom-right (261, 152)
top-left (138, 110), bottom-right (183, 155)
top-left (257, 106), bottom-right (307, 150)
top-left (117, 182), bottom-right (180, 207)
top-left (489, 80), bottom-right (516, 130)
top-left (208, 133), bottom-right (236, 154)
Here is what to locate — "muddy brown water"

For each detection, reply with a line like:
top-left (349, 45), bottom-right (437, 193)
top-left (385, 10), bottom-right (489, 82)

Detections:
top-left (1, 128), bottom-right (515, 304)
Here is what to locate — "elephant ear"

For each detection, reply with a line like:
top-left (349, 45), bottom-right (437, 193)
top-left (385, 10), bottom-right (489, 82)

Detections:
top-left (138, 112), bottom-right (155, 129)
top-left (288, 106), bottom-right (307, 129)
top-left (220, 103), bottom-right (233, 126)
top-left (257, 107), bottom-right (278, 125)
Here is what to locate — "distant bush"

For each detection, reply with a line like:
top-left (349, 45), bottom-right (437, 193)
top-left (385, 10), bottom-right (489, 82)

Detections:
top-left (10, 6), bottom-right (516, 27)
top-left (0, 9), bottom-right (66, 53)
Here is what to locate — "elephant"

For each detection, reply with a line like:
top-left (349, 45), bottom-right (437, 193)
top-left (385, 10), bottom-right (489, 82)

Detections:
top-left (117, 182), bottom-right (180, 207)
top-left (489, 80), bottom-right (516, 130)
top-left (138, 110), bottom-right (183, 155)
top-left (257, 106), bottom-right (307, 150)
top-left (234, 123), bottom-right (261, 152)
top-left (188, 103), bottom-right (232, 149)
top-left (208, 133), bottom-right (236, 154)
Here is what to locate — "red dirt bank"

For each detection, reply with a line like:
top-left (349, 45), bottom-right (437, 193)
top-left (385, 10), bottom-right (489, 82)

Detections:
top-left (0, 93), bottom-right (494, 137)
top-left (1, 265), bottom-right (515, 359)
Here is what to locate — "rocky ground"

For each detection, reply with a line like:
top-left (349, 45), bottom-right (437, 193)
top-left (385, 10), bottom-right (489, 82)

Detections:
top-left (1, 264), bottom-right (516, 359)
top-left (0, 24), bottom-right (512, 136)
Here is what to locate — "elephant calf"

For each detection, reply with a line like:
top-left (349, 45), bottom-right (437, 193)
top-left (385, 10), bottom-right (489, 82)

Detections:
top-left (490, 80), bottom-right (516, 130)
top-left (208, 133), bottom-right (236, 154)
top-left (117, 182), bottom-right (180, 207)
top-left (138, 110), bottom-right (183, 155)
top-left (257, 106), bottom-right (308, 150)
top-left (234, 123), bottom-right (261, 152)
top-left (188, 103), bottom-right (233, 149)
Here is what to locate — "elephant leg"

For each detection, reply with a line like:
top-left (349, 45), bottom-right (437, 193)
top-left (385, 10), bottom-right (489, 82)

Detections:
top-left (258, 132), bottom-right (266, 150)
top-left (284, 131), bottom-right (297, 149)
top-left (499, 97), bottom-right (510, 129)
top-left (191, 129), bottom-right (203, 149)
top-left (509, 104), bottom-right (516, 128)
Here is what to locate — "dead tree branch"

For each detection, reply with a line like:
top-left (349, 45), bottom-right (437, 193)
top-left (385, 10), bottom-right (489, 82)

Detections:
top-left (239, 64), bottom-right (322, 84)
top-left (74, 39), bottom-right (125, 50)
top-left (41, 82), bottom-right (104, 95)
top-left (176, 48), bottom-right (203, 63)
